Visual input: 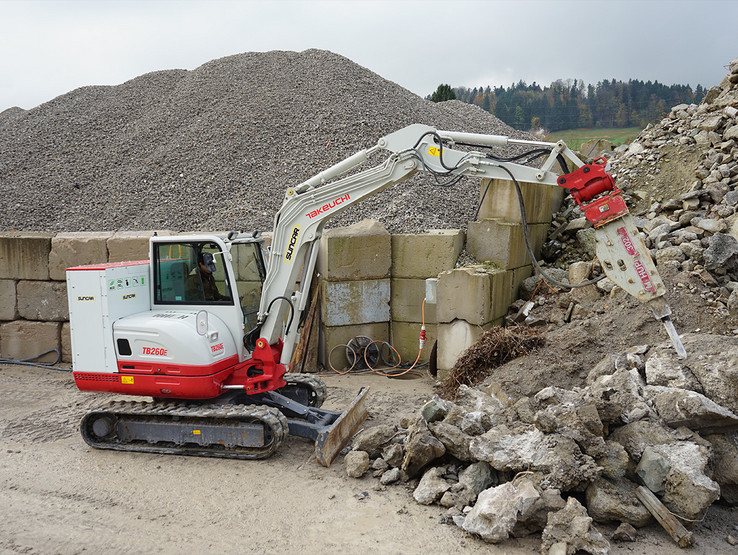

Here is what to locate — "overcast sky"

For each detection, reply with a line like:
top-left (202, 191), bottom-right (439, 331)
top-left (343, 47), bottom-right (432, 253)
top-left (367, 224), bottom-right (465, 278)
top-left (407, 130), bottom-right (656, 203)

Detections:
top-left (1, 0), bottom-right (736, 112)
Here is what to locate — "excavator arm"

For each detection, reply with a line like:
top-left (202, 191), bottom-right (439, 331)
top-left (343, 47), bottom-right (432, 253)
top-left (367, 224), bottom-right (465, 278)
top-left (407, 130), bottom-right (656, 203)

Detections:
top-left (254, 124), bottom-right (685, 365)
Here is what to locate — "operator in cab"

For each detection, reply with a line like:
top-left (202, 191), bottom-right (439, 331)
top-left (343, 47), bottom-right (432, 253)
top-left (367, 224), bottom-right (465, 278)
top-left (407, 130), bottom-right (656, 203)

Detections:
top-left (186, 252), bottom-right (228, 301)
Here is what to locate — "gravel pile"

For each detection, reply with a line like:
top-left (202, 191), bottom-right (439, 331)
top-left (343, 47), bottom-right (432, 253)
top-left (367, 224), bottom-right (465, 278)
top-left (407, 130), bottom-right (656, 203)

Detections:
top-left (0, 49), bottom-right (534, 234)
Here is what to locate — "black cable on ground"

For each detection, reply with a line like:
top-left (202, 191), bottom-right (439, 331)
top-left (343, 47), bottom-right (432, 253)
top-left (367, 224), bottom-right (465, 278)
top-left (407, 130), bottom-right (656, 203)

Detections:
top-left (0, 349), bottom-right (71, 371)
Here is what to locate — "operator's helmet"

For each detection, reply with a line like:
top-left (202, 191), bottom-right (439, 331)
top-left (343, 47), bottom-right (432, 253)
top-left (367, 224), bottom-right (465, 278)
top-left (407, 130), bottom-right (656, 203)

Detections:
top-left (199, 252), bottom-right (216, 273)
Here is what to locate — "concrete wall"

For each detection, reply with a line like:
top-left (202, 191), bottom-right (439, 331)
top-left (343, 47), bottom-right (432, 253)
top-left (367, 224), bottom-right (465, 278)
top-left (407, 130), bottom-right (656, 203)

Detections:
top-left (1, 177), bottom-right (558, 375)
top-left (0, 231), bottom-right (167, 363)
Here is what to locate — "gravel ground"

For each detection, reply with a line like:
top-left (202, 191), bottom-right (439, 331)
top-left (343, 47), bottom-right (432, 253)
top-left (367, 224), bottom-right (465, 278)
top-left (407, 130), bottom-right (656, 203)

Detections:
top-left (0, 49), bottom-right (535, 234)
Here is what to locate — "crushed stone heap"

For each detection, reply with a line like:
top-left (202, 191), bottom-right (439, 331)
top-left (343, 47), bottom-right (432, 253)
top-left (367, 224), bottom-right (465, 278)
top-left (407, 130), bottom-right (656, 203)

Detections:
top-left (0, 49), bottom-right (533, 234)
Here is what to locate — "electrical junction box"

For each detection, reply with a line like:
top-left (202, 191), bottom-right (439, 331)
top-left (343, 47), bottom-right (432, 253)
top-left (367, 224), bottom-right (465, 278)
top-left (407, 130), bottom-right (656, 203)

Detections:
top-left (66, 261), bottom-right (151, 374)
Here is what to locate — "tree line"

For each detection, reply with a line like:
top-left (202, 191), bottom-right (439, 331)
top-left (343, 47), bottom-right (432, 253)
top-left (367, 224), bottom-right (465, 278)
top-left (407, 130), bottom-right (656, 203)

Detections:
top-left (438, 79), bottom-right (705, 132)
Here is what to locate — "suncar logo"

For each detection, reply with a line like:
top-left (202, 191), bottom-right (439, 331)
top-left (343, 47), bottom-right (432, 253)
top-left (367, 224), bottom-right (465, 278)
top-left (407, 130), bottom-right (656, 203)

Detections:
top-left (284, 225), bottom-right (301, 264)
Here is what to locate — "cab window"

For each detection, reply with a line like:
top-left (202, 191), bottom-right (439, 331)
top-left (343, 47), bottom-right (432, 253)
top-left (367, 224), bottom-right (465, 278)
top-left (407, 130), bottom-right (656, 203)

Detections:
top-left (154, 242), bottom-right (233, 305)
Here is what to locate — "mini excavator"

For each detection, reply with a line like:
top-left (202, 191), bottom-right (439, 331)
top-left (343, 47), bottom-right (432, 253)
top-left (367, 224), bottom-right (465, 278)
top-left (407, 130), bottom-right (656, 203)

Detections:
top-left (66, 124), bottom-right (685, 466)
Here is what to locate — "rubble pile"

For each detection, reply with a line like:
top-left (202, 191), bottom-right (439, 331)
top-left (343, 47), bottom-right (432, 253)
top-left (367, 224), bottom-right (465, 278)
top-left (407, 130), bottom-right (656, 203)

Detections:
top-left (346, 336), bottom-right (738, 552)
top-left (537, 58), bottom-right (738, 325)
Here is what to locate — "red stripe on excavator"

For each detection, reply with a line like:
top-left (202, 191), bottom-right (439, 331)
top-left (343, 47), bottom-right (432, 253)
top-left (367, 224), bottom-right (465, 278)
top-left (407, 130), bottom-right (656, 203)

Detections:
top-left (115, 354), bottom-right (240, 376)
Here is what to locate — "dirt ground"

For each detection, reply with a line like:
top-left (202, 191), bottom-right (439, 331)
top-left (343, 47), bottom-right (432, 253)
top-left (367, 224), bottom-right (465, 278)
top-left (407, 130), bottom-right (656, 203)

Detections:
top-left (1, 361), bottom-right (736, 554)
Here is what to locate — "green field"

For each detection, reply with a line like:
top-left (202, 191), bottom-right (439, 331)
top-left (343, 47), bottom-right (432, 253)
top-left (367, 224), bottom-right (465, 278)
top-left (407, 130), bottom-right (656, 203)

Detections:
top-left (545, 127), bottom-right (642, 151)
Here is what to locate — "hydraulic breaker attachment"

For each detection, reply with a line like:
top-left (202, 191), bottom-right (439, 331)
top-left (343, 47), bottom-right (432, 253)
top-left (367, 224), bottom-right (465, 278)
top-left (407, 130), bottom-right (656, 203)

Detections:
top-left (558, 159), bottom-right (687, 358)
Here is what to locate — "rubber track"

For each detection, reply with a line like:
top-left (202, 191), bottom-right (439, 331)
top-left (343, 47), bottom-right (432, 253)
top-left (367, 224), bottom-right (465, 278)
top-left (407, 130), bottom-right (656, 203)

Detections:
top-left (282, 373), bottom-right (327, 407)
top-left (80, 400), bottom-right (289, 460)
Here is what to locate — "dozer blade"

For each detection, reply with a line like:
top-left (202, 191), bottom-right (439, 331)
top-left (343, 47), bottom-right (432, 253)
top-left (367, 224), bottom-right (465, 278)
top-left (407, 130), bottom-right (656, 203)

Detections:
top-left (315, 387), bottom-right (369, 467)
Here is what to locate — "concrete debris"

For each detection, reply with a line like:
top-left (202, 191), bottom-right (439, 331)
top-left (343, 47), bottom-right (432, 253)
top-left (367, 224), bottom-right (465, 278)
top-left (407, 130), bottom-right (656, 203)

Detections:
top-left (401, 418), bottom-right (446, 478)
top-left (611, 522), bottom-right (638, 542)
top-left (413, 466), bottom-right (452, 505)
top-left (585, 477), bottom-right (653, 527)
top-left (345, 450), bottom-right (370, 478)
top-left (704, 431), bottom-right (738, 504)
top-left (459, 477), bottom-right (541, 543)
top-left (643, 385), bottom-right (738, 433)
top-left (540, 497), bottom-right (610, 555)
top-left (351, 424), bottom-right (398, 459)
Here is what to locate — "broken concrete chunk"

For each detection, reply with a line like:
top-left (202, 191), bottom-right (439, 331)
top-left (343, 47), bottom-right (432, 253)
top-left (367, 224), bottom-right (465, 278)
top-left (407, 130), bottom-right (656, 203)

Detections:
top-left (612, 522), bottom-right (638, 542)
top-left (646, 333), bottom-right (738, 414)
top-left (428, 421), bottom-right (473, 461)
top-left (653, 441), bottom-right (721, 521)
top-left (704, 431), bottom-right (738, 505)
top-left (608, 420), bottom-right (679, 460)
top-left (345, 450), bottom-right (370, 478)
top-left (413, 466), bottom-right (452, 505)
top-left (584, 369), bottom-right (654, 425)
top-left (351, 424), bottom-right (397, 458)
top-left (511, 488), bottom-right (566, 537)
top-left (635, 447), bottom-right (670, 495)
top-left (455, 384), bottom-right (507, 422)
top-left (643, 385), bottom-right (738, 433)
top-left (540, 497), bottom-right (610, 555)
top-left (421, 395), bottom-right (454, 423)
top-left (644, 354), bottom-right (704, 392)
top-left (585, 477), bottom-right (653, 528)
top-left (459, 410), bottom-right (493, 435)
top-left (381, 443), bottom-right (404, 468)
top-left (379, 467), bottom-right (401, 485)
top-left (469, 424), bottom-right (600, 492)
top-left (534, 402), bottom-right (607, 459)
top-left (460, 478), bottom-right (541, 543)
top-left (595, 440), bottom-right (631, 480)
top-left (401, 429), bottom-right (446, 478)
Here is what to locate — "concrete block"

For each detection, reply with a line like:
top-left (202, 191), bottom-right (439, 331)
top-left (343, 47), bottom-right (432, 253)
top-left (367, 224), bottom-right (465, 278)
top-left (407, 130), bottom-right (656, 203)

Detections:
top-left (321, 279), bottom-right (390, 327)
top-left (477, 178), bottom-right (563, 224)
top-left (391, 321), bottom-right (437, 364)
top-left (107, 230), bottom-right (173, 263)
top-left (510, 265), bottom-right (534, 301)
top-left (391, 278), bottom-right (436, 323)
top-left (436, 320), bottom-right (492, 376)
top-left (436, 266), bottom-right (512, 325)
top-left (467, 219), bottom-right (548, 269)
top-left (391, 230), bottom-right (464, 278)
top-left (0, 320), bottom-right (61, 363)
top-left (318, 219), bottom-right (391, 281)
top-left (319, 322), bottom-right (390, 371)
top-left (17, 281), bottom-right (69, 321)
top-left (61, 321), bottom-right (72, 363)
top-left (48, 232), bottom-right (113, 281)
top-left (0, 232), bottom-right (54, 280)
top-left (0, 280), bottom-right (18, 321)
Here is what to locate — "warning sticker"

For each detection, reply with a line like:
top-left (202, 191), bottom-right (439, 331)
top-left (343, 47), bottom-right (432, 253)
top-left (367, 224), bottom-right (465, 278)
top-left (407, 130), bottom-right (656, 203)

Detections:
top-left (428, 146), bottom-right (440, 157)
top-left (121, 376), bottom-right (134, 384)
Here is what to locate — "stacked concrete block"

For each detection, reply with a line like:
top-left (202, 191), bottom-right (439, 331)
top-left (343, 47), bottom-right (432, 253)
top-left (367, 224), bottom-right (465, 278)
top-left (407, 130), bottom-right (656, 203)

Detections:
top-left (389, 230), bottom-right (463, 363)
top-left (435, 265), bottom-right (513, 380)
top-left (0, 280), bottom-right (18, 321)
top-left (477, 178), bottom-right (564, 225)
top-left (0, 232), bottom-right (53, 280)
top-left (0, 320), bottom-right (61, 363)
top-left (107, 230), bottom-right (173, 263)
top-left (0, 232), bottom-right (59, 362)
top-left (317, 220), bottom-right (391, 371)
top-left (436, 320), bottom-right (490, 377)
top-left (17, 281), bottom-right (69, 321)
top-left (48, 232), bottom-right (113, 280)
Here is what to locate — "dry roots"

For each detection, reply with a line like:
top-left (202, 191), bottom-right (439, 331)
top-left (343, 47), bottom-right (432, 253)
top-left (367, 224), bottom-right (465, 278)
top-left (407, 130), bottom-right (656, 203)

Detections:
top-left (438, 326), bottom-right (544, 399)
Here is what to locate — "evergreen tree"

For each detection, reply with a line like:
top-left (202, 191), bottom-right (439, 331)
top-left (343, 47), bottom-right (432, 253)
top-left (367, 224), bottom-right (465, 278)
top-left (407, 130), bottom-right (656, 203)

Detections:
top-left (430, 84), bottom-right (456, 102)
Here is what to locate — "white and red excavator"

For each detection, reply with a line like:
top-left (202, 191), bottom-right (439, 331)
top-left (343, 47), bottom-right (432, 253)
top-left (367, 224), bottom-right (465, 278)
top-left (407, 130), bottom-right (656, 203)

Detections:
top-left (66, 124), bottom-right (685, 466)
